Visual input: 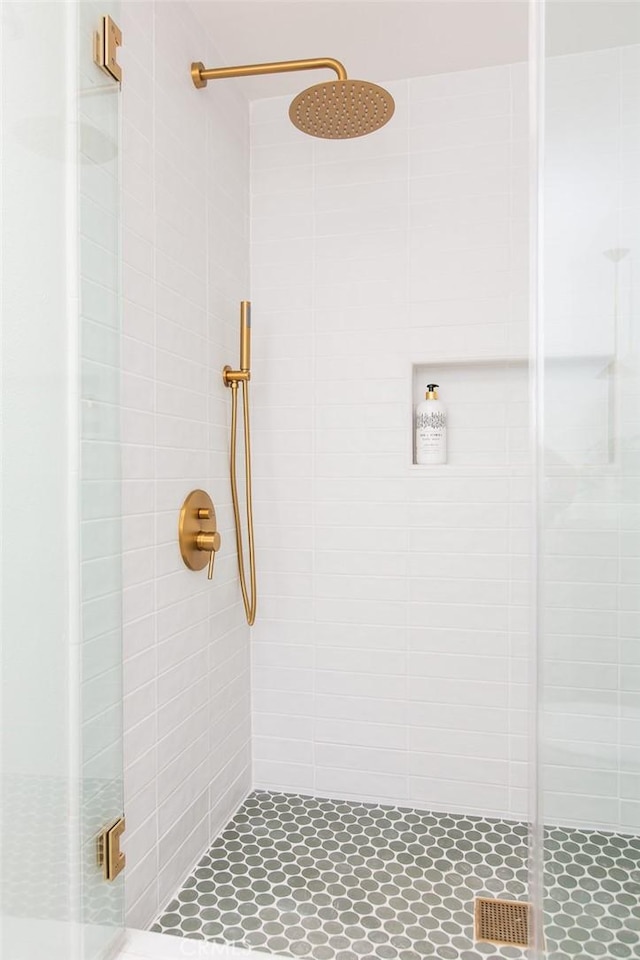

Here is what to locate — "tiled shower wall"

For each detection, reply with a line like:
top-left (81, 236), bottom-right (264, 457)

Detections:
top-left (249, 63), bottom-right (532, 821)
top-left (120, 2), bottom-right (251, 927)
top-left (250, 45), bottom-right (640, 836)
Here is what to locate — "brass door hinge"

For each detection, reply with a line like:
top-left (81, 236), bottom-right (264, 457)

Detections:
top-left (94, 15), bottom-right (122, 84)
top-left (97, 816), bottom-right (126, 881)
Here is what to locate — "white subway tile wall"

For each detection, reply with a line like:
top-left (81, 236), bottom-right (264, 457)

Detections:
top-left (250, 47), bottom-right (640, 835)
top-left (249, 64), bottom-right (532, 822)
top-left (120, 1), bottom-right (251, 927)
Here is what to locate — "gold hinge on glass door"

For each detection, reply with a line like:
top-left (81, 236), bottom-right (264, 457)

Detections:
top-left (93, 15), bottom-right (123, 84)
top-left (97, 816), bottom-right (126, 881)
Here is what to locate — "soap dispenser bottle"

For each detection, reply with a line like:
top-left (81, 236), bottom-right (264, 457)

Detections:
top-left (416, 383), bottom-right (447, 465)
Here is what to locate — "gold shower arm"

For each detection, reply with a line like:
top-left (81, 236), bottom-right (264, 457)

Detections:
top-left (191, 57), bottom-right (348, 89)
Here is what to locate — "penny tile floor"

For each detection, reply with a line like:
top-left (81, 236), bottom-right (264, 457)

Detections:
top-left (152, 791), bottom-right (640, 960)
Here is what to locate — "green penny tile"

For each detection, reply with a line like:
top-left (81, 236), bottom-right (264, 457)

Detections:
top-left (151, 789), bottom-right (640, 960)
top-left (293, 888), bottom-right (312, 902)
top-left (575, 912), bottom-right (597, 930)
top-left (329, 937), bottom-right (352, 951)
top-left (610, 946), bottom-right (632, 958)
top-left (256, 891), bottom-right (276, 905)
top-left (213, 880), bottom-right (233, 894)
top-left (260, 907), bottom-right (280, 922)
top-left (353, 903), bottom-right (371, 917)
top-left (195, 880), bottom-right (215, 894)
top-left (585, 943), bottom-right (607, 956)
top-left (291, 943), bottom-right (313, 956)
top-left (218, 897), bottom-right (238, 911)
top-left (376, 947), bottom-right (397, 959)
top-left (244, 930), bottom-right (267, 949)
top-left (237, 888), bottom-right (257, 903)
top-left (177, 888), bottom-right (198, 902)
top-left (269, 937), bottom-right (291, 953)
top-left (177, 903), bottom-right (199, 917)
top-left (415, 942), bottom-right (436, 956)
top-left (352, 941), bottom-right (372, 956)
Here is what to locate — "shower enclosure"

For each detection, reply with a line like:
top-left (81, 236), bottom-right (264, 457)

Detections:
top-left (1, 2), bottom-right (640, 960)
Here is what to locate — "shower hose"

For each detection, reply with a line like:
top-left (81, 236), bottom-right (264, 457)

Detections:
top-left (229, 380), bottom-right (257, 625)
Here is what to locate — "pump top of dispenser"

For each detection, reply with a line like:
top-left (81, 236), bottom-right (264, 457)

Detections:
top-left (425, 384), bottom-right (439, 400)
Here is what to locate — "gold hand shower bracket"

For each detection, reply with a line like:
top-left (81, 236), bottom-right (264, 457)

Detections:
top-left (191, 57), bottom-right (348, 89)
top-left (223, 366), bottom-right (249, 386)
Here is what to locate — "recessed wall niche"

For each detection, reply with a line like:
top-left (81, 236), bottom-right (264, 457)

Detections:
top-left (412, 356), bottom-right (613, 468)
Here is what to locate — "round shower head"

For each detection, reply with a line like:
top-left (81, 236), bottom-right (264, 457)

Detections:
top-left (289, 79), bottom-right (395, 139)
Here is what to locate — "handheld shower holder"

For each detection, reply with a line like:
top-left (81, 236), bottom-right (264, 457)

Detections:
top-left (223, 365), bottom-right (250, 386)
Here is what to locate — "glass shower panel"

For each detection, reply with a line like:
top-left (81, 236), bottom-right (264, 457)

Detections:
top-left (1, 5), bottom-right (80, 957)
top-left (540, 2), bottom-right (640, 956)
top-left (0, 3), bottom-right (124, 958)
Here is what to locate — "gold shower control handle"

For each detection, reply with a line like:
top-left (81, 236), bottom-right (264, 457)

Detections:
top-left (197, 531), bottom-right (222, 579)
top-left (178, 490), bottom-right (222, 581)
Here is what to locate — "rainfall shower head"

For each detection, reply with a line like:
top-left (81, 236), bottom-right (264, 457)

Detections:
top-left (191, 57), bottom-right (395, 140)
top-left (289, 79), bottom-right (394, 139)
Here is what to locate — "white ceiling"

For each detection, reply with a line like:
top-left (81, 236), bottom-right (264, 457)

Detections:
top-left (195, 0), bottom-right (640, 100)
top-left (196, 1), bottom-right (528, 98)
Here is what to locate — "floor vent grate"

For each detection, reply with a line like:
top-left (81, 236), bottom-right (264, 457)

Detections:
top-left (475, 897), bottom-right (530, 947)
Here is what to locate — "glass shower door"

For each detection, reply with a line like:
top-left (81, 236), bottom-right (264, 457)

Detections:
top-left (0, 3), bottom-right (124, 958)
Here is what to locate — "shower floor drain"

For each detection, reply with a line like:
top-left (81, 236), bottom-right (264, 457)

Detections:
top-left (475, 897), bottom-right (530, 947)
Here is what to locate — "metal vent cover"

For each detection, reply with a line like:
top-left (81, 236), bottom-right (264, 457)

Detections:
top-left (475, 897), bottom-right (530, 947)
